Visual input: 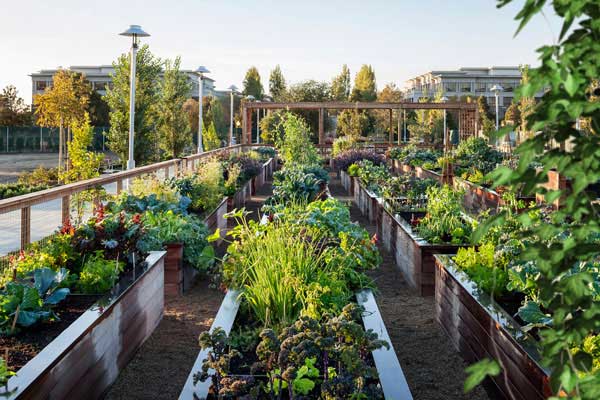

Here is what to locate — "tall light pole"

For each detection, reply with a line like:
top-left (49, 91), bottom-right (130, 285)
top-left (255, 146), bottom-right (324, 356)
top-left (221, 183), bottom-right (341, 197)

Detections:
top-left (490, 84), bottom-right (504, 131)
top-left (228, 85), bottom-right (238, 146)
top-left (194, 66), bottom-right (210, 153)
top-left (119, 25), bottom-right (150, 170)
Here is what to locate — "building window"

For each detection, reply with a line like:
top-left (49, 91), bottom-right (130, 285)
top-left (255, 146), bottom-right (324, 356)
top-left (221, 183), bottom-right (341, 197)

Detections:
top-left (444, 82), bottom-right (457, 93)
top-left (475, 82), bottom-right (486, 93)
top-left (503, 97), bottom-right (513, 107)
top-left (35, 81), bottom-right (47, 91)
top-left (460, 82), bottom-right (472, 92)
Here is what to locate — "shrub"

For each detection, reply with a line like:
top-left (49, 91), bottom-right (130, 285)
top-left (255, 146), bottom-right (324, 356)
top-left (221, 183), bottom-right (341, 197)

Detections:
top-left (333, 149), bottom-right (384, 172)
top-left (453, 137), bottom-right (504, 176)
top-left (0, 182), bottom-right (50, 200)
top-left (18, 166), bottom-right (59, 186)
top-left (332, 136), bottom-right (357, 157)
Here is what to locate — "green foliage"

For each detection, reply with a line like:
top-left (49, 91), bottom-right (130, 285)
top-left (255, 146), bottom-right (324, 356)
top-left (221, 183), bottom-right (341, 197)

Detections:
top-left (0, 182), bottom-right (50, 200)
top-left (18, 166), bottom-right (59, 187)
top-left (203, 120), bottom-right (221, 151)
top-left (354, 160), bottom-right (391, 196)
top-left (453, 136), bottom-right (504, 176)
top-left (417, 185), bottom-right (473, 244)
top-left (0, 357), bottom-right (15, 386)
top-left (347, 163), bottom-right (360, 177)
top-left (206, 96), bottom-right (227, 142)
top-left (264, 167), bottom-right (327, 211)
top-left (242, 66), bottom-right (264, 99)
top-left (141, 210), bottom-right (213, 271)
top-left (464, 359), bottom-right (501, 393)
top-left (382, 176), bottom-right (440, 212)
top-left (78, 251), bottom-right (123, 294)
top-left (60, 114), bottom-right (104, 183)
top-left (350, 65), bottom-right (377, 102)
top-left (336, 109), bottom-right (370, 138)
top-left (156, 56), bottom-right (192, 158)
top-left (0, 85), bottom-right (31, 126)
top-left (331, 136), bottom-right (357, 157)
top-left (196, 305), bottom-right (387, 399)
top-left (468, 1), bottom-right (600, 396)
top-left (388, 144), bottom-right (441, 167)
top-left (0, 268), bottom-right (71, 334)
top-left (275, 112), bottom-right (321, 167)
top-left (454, 242), bottom-right (509, 297)
top-left (269, 65), bottom-right (286, 100)
top-left (104, 44), bottom-right (162, 165)
top-left (476, 96), bottom-right (496, 138)
top-left (331, 64), bottom-right (351, 101)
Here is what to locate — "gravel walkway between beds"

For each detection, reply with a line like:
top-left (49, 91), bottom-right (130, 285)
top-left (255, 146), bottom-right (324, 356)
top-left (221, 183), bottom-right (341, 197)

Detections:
top-left (329, 178), bottom-right (492, 400)
top-left (104, 182), bottom-right (272, 400)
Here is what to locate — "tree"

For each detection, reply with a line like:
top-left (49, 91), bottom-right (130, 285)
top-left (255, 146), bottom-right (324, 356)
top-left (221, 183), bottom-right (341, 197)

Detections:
top-left (104, 44), bottom-right (162, 165)
top-left (60, 114), bottom-right (103, 183)
top-left (269, 65), bottom-right (286, 100)
top-left (331, 65), bottom-right (351, 101)
top-left (206, 97), bottom-right (227, 142)
top-left (503, 102), bottom-right (520, 127)
top-left (88, 91), bottom-right (110, 127)
top-left (284, 80), bottom-right (331, 139)
top-left (0, 85), bottom-right (31, 126)
top-left (34, 69), bottom-right (90, 172)
top-left (155, 57), bottom-right (192, 159)
top-left (350, 65), bottom-right (377, 102)
top-left (375, 83), bottom-right (403, 136)
top-left (242, 66), bottom-right (264, 99)
top-left (476, 96), bottom-right (495, 138)
top-left (517, 65), bottom-right (536, 141)
top-left (183, 98), bottom-right (199, 137)
top-left (259, 111), bottom-right (286, 144)
top-left (336, 109), bottom-right (369, 138)
top-left (203, 121), bottom-right (221, 150)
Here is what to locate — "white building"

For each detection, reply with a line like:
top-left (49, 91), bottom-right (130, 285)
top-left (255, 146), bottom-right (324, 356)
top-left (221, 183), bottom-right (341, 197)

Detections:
top-left (30, 65), bottom-right (216, 101)
top-left (404, 66), bottom-right (539, 118)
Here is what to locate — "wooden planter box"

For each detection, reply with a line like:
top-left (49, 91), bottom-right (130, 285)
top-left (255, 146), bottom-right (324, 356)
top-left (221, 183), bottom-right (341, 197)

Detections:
top-left (0, 251), bottom-right (166, 400)
top-left (179, 290), bottom-right (413, 400)
top-left (354, 180), bottom-right (381, 224)
top-left (228, 179), bottom-right (253, 212)
top-left (435, 255), bottom-right (550, 400)
top-left (391, 161), bottom-right (442, 182)
top-left (340, 170), bottom-right (357, 196)
top-left (453, 177), bottom-right (536, 214)
top-left (379, 208), bottom-right (466, 296)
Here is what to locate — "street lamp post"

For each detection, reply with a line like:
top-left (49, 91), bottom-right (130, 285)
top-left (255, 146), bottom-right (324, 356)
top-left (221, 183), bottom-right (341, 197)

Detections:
top-left (194, 66), bottom-right (210, 153)
top-left (440, 96), bottom-right (449, 150)
top-left (228, 85), bottom-right (238, 146)
top-left (119, 25), bottom-right (150, 170)
top-left (490, 84), bottom-right (504, 131)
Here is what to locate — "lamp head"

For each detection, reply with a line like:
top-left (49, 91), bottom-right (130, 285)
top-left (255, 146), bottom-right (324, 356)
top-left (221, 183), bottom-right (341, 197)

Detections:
top-left (228, 84), bottom-right (239, 93)
top-left (195, 66), bottom-right (210, 75)
top-left (440, 96), bottom-right (449, 103)
top-left (490, 84), bottom-right (504, 94)
top-left (119, 25), bottom-right (149, 46)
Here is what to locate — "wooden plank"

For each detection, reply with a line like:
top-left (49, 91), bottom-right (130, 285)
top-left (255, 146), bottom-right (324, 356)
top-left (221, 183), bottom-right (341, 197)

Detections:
top-left (244, 101), bottom-right (477, 111)
top-left (357, 290), bottom-right (413, 400)
top-left (20, 206), bottom-right (30, 250)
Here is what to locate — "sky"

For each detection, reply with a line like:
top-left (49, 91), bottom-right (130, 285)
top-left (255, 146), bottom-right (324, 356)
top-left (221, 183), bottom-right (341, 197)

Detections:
top-left (0, 0), bottom-right (561, 105)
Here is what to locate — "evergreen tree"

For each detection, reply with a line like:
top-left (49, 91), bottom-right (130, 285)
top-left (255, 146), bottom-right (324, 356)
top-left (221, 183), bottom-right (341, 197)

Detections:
top-left (517, 65), bottom-right (536, 140)
top-left (104, 45), bottom-right (162, 165)
top-left (243, 66), bottom-right (264, 99)
top-left (350, 65), bottom-right (377, 102)
top-left (336, 109), bottom-right (369, 138)
top-left (476, 96), bottom-right (495, 138)
top-left (183, 98), bottom-right (199, 137)
top-left (206, 97), bottom-right (227, 141)
top-left (269, 65), bottom-right (286, 100)
top-left (0, 85), bottom-right (31, 126)
top-left (156, 57), bottom-right (192, 159)
top-left (203, 121), bottom-right (221, 150)
top-left (331, 65), bottom-right (351, 101)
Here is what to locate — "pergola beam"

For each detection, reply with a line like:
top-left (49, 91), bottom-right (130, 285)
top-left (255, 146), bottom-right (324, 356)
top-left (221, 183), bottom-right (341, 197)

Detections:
top-left (243, 101), bottom-right (476, 111)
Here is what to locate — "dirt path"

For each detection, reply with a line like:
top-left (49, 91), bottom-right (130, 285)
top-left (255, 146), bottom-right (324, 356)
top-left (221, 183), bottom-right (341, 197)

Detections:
top-left (329, 179), bottom-right (492, 400)
top-left (104, 182), bottom-right (273, 400)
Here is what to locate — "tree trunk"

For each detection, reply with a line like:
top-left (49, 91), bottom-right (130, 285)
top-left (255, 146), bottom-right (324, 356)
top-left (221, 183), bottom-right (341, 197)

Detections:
top-left (58, 119), bottom-right (64, 174)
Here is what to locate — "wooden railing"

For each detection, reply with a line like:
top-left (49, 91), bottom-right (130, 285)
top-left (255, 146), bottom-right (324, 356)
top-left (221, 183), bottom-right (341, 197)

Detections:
top-left (0, 144), bottom-right (261, 257)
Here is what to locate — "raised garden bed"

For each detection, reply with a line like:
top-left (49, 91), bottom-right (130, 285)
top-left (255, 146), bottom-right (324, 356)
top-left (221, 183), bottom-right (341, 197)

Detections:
top-left (339, 169), bottom-right (355, 195)
top-left (390, 161), bottom-right (442, 182)
top-left (178, 289), bottom-right (413, 400)
top-left (453, 177), bottom-right (536, 214)
top-left (434, 255), bottom-right (551, 400)
top-left (353, 179), bottom-right (382, 224)
top-left (0, 251), bottom-right (166, 399)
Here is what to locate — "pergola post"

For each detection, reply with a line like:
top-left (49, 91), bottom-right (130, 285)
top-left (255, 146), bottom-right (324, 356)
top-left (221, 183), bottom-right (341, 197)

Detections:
top-left (241, 106), bottom-right (247, 144)
top-left (246, 107), bottom-right (253, 144)
top-left (388, 109), bottom-right (393, 144)
top-left (397, 109), bottom-right (401, 145)
top-left (318, 108), bottom-right (325, 145)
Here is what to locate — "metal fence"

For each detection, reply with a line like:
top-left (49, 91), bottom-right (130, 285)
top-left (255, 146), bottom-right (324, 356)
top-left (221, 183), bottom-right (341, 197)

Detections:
top-left (0, 126), bottom-right (109, 153)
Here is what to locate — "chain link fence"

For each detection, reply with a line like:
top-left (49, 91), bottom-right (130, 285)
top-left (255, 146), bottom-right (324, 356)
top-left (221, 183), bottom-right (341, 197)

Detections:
top-left (0, 126), bottom-right (109, 153)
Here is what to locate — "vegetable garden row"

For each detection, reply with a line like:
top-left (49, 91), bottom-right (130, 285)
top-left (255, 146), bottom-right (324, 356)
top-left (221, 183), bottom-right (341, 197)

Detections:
top-left (335, 139), bottom-right (599, 399)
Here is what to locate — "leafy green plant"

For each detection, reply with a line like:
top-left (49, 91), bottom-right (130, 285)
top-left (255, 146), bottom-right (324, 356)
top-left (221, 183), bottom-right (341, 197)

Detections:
top-left (275, 112), bottom-right (321, 167)
top-left (0, 268), bottom-right (71, 334)
top-left (332, 136), bottom-right (357, 156)
top-left (78, 251), bottom-right (123, 294)
top-left (140, 210), bottom-right (213, 271)
top-left (0, 357), bottom-right (15, 386)
top-left (467, 2), bottom-right (600, 395)
top-left (347, 163), bottom-right (360, 177)
top-left (454, 242), bottom-right (509, 297)
top-left (355, 160), bottom-right (391, 196)
top-left (415, 185), bottom-right (473, 244)
top-left (382, 176), bottom-right (439, 212)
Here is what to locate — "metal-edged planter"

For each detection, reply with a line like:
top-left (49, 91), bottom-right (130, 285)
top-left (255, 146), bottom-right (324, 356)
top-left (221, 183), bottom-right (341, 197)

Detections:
top-left (179, 289), bottom-right (413, 400)
top-left (0, 251), bottom-right (167, 400)
top-left (434, 255), bottom-right (551, 400)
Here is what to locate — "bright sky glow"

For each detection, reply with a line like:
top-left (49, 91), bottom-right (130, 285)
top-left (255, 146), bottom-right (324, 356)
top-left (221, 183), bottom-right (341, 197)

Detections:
top-left (0, 0), bottom-right (560, 103)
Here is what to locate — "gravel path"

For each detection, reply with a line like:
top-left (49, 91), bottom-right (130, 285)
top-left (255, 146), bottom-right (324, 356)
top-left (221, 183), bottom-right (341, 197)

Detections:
top-left (329, 178), bottom-right (492, 400)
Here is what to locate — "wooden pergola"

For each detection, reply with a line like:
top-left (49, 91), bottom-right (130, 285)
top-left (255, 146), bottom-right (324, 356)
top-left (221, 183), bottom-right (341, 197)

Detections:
top-left (241, 101), bottom-right (479, 145)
